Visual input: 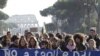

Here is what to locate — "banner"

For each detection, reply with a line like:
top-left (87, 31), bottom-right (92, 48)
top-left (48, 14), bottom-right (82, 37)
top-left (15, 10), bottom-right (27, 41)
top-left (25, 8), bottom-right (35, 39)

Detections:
top-left (0, 48), bottom-right (100, 56)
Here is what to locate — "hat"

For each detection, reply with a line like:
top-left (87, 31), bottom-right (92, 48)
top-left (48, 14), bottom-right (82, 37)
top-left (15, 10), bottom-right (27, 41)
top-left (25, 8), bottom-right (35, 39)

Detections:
top-left (90, 27), bottom-right (96, 32)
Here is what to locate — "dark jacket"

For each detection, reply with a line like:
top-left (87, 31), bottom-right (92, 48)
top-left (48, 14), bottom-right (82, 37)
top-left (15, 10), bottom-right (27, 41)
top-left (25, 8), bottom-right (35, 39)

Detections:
top-left (9, 44), bottom-right (19, 48)
top-left (76, 43), bottom-right (87, 51)
top-left (87, 47), bottom-right (98, 51)
top-left (64, 47), bottom-right (76, 52)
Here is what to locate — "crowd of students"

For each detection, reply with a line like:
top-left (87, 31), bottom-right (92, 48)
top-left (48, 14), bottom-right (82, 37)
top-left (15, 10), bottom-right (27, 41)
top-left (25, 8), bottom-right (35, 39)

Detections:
top-left (0, 27), bottom-right (100, 52)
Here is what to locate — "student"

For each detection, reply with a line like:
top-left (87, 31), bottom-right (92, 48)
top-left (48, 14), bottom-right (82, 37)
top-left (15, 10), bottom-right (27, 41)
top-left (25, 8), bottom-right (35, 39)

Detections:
top-left (39, 40), bottom-right (50, 49)
top-left (28, 36), bottom-right (39, 49)
top-left (87, 39), bottom-right (98, 51)
top-left (87, 27), bottom-right (100, 49)
top-left (64, 38), bottom-right (76, 52)
top-left (18, 36), bottom-right (28, 48)
top-left (25, 32), bottom-right (33, 42)
top-left (1, 35), bottom-right (11, 48)
top-left (50, 37), bottom-right (60, 50)
top-left (9, 35), bottom-right (19, 48)
top-left (74, 33), bottom-right (87, 51)
top-left (60, 34), bottom-right (73, 51)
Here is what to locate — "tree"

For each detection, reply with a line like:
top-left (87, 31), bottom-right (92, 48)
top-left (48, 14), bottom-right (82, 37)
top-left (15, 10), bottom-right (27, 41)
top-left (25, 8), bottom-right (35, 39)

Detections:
top-left (0, 0), bottom-right (9, 20)
top-left (40, 0), bottom-right (98, 33)
top-left (0, 21), bottom-right (18, 35)
top-left (0, 0), bottom-right (9, 34)
top-left (0, 11), bottom-right (9, 20)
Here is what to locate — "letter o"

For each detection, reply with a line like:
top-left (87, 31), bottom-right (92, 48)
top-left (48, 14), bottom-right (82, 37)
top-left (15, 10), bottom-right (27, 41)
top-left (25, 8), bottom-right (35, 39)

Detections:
top-left (46, 52), bottom-right (53, 56)
top-left (11, 50), bottom-right (17, 56)
top-left (41, 51), bottom-right (45, 56)
top-left (63, 52), bottom-right (68, 56)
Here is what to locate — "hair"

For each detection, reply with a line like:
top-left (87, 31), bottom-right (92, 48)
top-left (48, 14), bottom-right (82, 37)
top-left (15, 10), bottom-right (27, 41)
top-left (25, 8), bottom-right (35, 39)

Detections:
top-left (39, 40), bottom-right (50, 49)
top-left (65, 37), bottom-right (76, 46)
top-left (56, 33), bottom-right (62, 39)
top-left (90, 27), bottom-right (96, 32)
top-left (28, 36), bottom-right (37, 48)
top-left (27, 32), bottom-right (33, 36)
top-left (42, 33), bottom-right (49, 40)
top-left (7, 31), bottom-right (11, 35)
top-left (73, 33), bottom-right (84, 43)
top-left (18, 36), bottom-right (28, 48)
top-left (50, 37), bottom-right (60, 49)
top-left (88, 39), bottom-right (96, 48)
top-left (48, 33), bottom-right (54, 38)
top-left (11, 35), bottom-right (19, 42)
top-left (65, 34), bottom-right (73, 42)
top-left (1, 35), bottom-right (11, 47)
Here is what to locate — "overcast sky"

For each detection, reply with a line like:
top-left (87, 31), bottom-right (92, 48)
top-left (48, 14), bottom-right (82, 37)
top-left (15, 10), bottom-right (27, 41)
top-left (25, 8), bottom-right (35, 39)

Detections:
top-left (2, 0), bottom-right (57, 26)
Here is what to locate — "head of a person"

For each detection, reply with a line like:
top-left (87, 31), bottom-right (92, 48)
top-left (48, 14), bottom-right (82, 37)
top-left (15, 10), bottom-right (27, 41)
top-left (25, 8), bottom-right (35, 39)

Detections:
top-left (48, 33), bottom-right (55, 41)
top-left (50, 37), bottom-right (59, 49)
top-left (88, 39), bottom-right (96, 48)
top-left (28, 36), bottom-right (37, 48)
top-left (61, 32), bottom-right (67, 38)
top-left (48, 33), bottom-right (54, 38)
top-left (39, 40), bottom-right (49, 49)
top-left (6, 31), bottom-right (11, 38)
top-left (89, 27), bottom-right (97, 36)
top-left (56, 33), bottom-right (62, 40)
top-left (65, 34), bottom-right (73, 42)
top-left (19, 36), bottom-right (28, 48)
top-left (24, 30), bottom-right (29, 37)
top-left (11, 35), bottom-right (19, 45)
top-left (35, 33), bottom-right (40, 38)
top-left (26, 32), bottom-right (33, 42)
top-left (73, 33), bottom-right (84, 44)
top-left (42, 33), bottom-right (49, 40)
top-left (66, 36), bottom-right (76, 46)
top-left (2, 35), bottom-right (11, 47)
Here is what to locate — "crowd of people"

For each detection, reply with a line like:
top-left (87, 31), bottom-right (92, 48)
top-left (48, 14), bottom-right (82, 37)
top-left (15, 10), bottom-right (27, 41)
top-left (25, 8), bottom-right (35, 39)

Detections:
top-left (0, 27), bottom-right (100, 52)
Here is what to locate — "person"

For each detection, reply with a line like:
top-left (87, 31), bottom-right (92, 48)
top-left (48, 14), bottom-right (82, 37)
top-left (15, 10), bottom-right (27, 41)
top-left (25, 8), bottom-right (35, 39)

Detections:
top-left (25, 32), bottom-right (33, 42)
top-left (39, 40), bottom-right (50, 49)
top-left (28, 36), bottom-right (39, 48)
top-left (56, 33), bottom-right (62, 40)
top-left (24, 30), bottom-right (29, 38)
top-left (50, 37), bottom-right (60, 50)
top-left (87, 39), bottom-right (98, 51)
top-left (87, 27), bottom-right (100, 49)
top-left (64, 38), bottom-right (76, 52)
top-left (40, 33), bottom-right (49, 41)
top-left (9, 35), bottom-right (19, 48)
top-left (74, 33), bottom-right (87, 51)
top-left (6, 31), bottom-right (12, 39)
top-left (60, 34), bottom-right (73, 51)
top-left (1, 35), bottom-right (11, 48)
top-left (18, 36), bottom-right (28, 48)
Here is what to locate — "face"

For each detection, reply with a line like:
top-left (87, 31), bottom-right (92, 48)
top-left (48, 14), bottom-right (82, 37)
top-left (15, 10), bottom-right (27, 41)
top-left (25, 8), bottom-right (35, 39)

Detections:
top-left (43, 34), bottom-right (48, 40)
top-left (75, 38), bottom-right (80, 43)
top-left (26, 34), bottom-right (32, 41)
top-left (88, 40), bottom-right (95, 47)
top-left (20, 38), bottom-right (26, 46)
top-left (30, 38), bottom-right (35, 46)
top-left (68, 40), bottom-right (73, 46)
top-left (90, 31), bottom-right (96, 36)
top-left (15, 39), bottom-right (19, 45)
top-left (41, 43), bottom-right (47, 49)
top-left (7, 33), bottom-right (11, 37)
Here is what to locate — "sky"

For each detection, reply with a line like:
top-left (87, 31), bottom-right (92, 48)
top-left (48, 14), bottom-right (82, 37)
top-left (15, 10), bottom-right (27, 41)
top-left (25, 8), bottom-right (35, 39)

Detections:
top-left (2, 0), bottom-right (57, 26)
